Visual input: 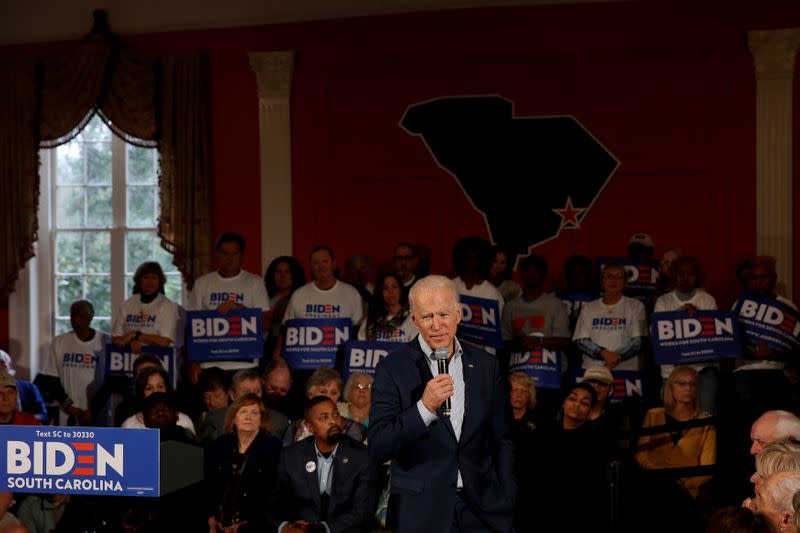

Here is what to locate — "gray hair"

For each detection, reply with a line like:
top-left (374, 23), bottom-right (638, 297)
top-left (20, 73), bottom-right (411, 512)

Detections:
top-left (756, 439), bottom-right (800, 479)
top-left (343, 372), bottom-right (374, 403)
top-left (762, 410), bottom-right (800, 442)
top-left (765, 471), bottom-right (800, 514)
top-left (408, 275), bottom-right (460, 312)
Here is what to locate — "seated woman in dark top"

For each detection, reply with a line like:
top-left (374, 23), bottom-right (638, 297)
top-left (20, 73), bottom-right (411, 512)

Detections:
top-left (206, 393), bottom-right (282, 532)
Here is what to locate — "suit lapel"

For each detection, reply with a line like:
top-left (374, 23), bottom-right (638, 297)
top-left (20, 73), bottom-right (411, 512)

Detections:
top-left (303, 440), bottom-right (321, 511)
top-left (414, 348), bottom-right (456, 440)
top-left (459, 348), bottom-right (480, 446)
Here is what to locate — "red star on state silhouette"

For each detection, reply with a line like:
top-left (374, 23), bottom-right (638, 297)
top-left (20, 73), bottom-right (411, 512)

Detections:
top-left (552, 196), bottom-right (585, 229)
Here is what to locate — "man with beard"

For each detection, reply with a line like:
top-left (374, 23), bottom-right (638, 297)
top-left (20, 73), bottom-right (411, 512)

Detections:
top-left (271, 396), bottom-right (377, 533)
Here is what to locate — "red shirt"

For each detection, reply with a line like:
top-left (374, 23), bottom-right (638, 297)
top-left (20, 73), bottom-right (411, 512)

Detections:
top-left (2, 410), bottom-right (42, 426)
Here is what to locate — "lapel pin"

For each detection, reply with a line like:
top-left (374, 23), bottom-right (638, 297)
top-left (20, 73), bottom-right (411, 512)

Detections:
top-left (468, 363), bottom-right (474, 368)
top-left (306, 461), bottom-right (316, 473)
top-left (342, 457), bottom-right (349, 464)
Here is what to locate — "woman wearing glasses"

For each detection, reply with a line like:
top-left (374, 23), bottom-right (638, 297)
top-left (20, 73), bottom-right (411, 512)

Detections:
top-left (342, 373), bottom-right (373, 428)
top-left (572, 263), bottom-right (648, 371)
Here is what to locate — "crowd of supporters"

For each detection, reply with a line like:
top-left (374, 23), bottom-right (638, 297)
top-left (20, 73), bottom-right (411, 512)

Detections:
top-left (0, 231), bottom-right (799, 532)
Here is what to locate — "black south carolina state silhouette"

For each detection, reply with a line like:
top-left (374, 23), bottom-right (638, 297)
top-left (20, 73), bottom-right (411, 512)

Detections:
top-left (401, 96), bottom-right (618, 265)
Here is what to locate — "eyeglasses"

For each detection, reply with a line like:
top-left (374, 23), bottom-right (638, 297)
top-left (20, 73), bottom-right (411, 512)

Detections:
top-left (354, 383), bottom-right (372, 391)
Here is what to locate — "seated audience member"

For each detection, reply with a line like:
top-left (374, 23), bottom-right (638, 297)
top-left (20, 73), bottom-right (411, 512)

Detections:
top-left (573, 263), bottom-right (647, 371)
top-left (582, 366), bottom-right (632, 456)
top-left (207, 393), bottom-right (281, 532)
top-left (450, 236), bottom-right (504, 354)
top-left (263, 359), bottom-right (303, 422)
top-left (0, 350), bottom-right (47, 424)
top-left (17, 493), bottom-right (70, 533)
top-left (283, 367), bottom-right (365, 446)
top-left (0, 492), bottom-right (26, 533)
top-left (93, 352), bottom-right (163, 427)
top-left (746, 440), bottom-right (800, 496)
top-left (654, 256), bottom-right (719, 414)
top-left (198, 369), bottom-right (288, 445)
top-left (142, 391), bottom-right (199, 444)
top-left (0, 369), bottom-right (40, 426)
top-left (35, 299), bottom-right (108, 425)
top-left (189, 232), bottom-right (271, 372)
top-left (121, 366), bottom-right (196, 435)
top-left (342, 373), bottom-right (373, 427)
top-left (744, 471), bottom-right (800, 533)
top-left (489, 245), bottom-right (522, 303)
top-left (532, 383), bottom-right (615, 531)
top-left (705, 506), bottom-right (779, 533)
top-left (271, 396), bottom-right (377, 533)
top-left (264, 256), bottom-right (306, 366)
top-left (199, 367), bottom-right (231, 413)
top-left (636, 366), bottom-right (716, 500)
top-left (751, 411), bottom-right (800, 456)
top-left (508, 372), bottom-right (538, 533)
top-left (112, 261), bottom-right (180, 354)
top-left (357, 272), bottom-right (417, 342)
top-left (502, 254), bottom-right (570, 419)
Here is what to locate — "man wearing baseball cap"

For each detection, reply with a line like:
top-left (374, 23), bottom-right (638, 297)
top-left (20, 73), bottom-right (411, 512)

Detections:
top-left (628, 233), bottom-right (655, 260)
top-left (0, 370), bottom-right (41, 426)
top-left (581, 366), bottom-right (632, 454)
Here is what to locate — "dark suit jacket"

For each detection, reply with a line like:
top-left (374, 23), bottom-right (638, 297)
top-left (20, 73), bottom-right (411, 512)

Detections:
top-left (271, 435), bottom-right (377, 533)
top-left (367, 337), bottom-right (515, 533)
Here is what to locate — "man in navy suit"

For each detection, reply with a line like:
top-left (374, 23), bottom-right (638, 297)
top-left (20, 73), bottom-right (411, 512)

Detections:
top-left (368, 275), bottom-right (515, 532)
top-left (272, 395), bottom-right (377, 533)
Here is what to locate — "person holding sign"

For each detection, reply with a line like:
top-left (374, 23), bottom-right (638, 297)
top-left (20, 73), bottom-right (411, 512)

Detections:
top-left (358, 273), bottom-right (417, 342)
top-left (653, 256), bottom-right (719, 414)
top-left (112, 261), bottom-right (180, 353)
top-left (189, 233), bottom-right (272, 371)
top-left (573, 263), bottom-right (647, 372)
top-left (368, 275), bottom-right (514, 533)
top-left (451, 236), bottom-right (505, 355)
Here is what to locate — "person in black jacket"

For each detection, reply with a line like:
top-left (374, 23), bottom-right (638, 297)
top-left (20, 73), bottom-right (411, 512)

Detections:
top-left (206, 393), bottom-right (281, 532)
top-left (272, 396), bottom-right (377, 533)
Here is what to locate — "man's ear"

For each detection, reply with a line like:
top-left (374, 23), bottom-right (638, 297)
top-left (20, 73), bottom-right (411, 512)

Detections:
top-left (781, 511), bottom-right (794, 532)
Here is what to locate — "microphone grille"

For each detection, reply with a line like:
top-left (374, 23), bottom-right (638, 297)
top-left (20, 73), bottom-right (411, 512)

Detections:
top-left (433, 347), bottom-right (449, 360)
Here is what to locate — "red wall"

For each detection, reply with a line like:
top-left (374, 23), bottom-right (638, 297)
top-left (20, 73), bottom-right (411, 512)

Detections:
top-left (3, 1), bottom-right (800, 349)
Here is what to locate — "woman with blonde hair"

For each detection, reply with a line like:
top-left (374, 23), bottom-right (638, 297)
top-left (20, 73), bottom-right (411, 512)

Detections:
top-left (636, 366), bottom-right (716, 500)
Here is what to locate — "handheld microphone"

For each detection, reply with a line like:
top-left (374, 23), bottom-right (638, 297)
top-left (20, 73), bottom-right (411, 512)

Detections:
top-left (433, 347), bottom-right (451, 416)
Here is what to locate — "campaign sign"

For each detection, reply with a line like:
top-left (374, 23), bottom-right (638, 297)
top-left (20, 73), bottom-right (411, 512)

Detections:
top-left (595, 257), bottom-right (660, 298)
top-left (282, 318), bottom-right (352, 370)
top-left (574, 369), bottom-right (646, 405)
top-left (1, 425), bottom-right (159, 497)
top-left (733, 293), bottom-right (800, 352)
top-left (457, 295), bottom-right (503, 348)
top-left (508, 349), bottom-right (562, 389)
top-left (342, 341), bottom-right (402, 382)
top-left (651, 310), bottom-right (742, 365)
top-left (186, 309), bottom-right (264, 362)
top-left (105, 345), bottom-right (176, 388)
top-left (557, 291), bottom-right (594, 320)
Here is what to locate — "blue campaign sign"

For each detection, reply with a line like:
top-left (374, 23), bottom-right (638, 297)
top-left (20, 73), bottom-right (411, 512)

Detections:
top-left (595, 257), bottom-right (660, 298)
top-left (733, 293), bottom-right (800, 352)
top-left (186, 309), bottom-right (264, 362)
top-left (105, 345), bottom-right (176, 388)
top-left (650, 310), bottom-right (742, 365)
top-left (1, 425), bottom-right (159, 497)
top-left (508, 349), bottom-right (562, 389)
top-left (574, 369), bottom-right (646, 405)
top-left (457, 295), bottom-right (503, 348)
top-left (282, 318), bottom-right (352, 370)
top-left (342, 340), bottom-right (402, 382)
top-left (557, 291), bottom-right (594, 320)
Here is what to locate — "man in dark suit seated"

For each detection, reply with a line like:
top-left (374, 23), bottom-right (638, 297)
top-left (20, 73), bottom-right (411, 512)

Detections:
top-left (272, 395), bottom-right (377, 533)
top-left (368, 275), bottom-right (515, 532)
